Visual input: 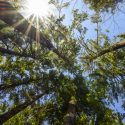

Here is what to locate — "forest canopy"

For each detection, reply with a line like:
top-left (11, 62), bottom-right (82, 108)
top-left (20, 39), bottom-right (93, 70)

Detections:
top-left (0, 0), bottom-right (125, 124)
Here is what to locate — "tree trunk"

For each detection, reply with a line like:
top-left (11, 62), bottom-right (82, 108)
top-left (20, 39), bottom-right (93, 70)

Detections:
top-left (0, 92), bottom-right (46, 124)
top-left (64, 101), bottom-right (76, 125)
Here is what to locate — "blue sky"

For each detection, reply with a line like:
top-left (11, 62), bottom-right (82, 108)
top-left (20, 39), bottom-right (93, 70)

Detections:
top-left (62, 0), bottom-right (125, 40)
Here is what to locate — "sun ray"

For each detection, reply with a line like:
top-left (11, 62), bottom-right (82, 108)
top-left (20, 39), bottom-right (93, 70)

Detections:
top-left (36, 16), bottom-right (40, 44)
top-left (25, 15), bottom-right (35, 37)
top-left (13, 18), bottom-right (26, 28)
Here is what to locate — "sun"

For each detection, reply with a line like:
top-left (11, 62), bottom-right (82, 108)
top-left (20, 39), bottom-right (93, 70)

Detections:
top-left (25, 0), bottom-right (54, 18)
top-left (19, 0), bottom-right (55, 44)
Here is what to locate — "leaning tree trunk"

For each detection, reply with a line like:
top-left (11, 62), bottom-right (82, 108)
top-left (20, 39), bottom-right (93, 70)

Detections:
top-left (0, 92), bottom-right (47, 124)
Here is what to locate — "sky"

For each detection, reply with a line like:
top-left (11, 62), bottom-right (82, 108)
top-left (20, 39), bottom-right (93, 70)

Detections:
top-left (62, 0), bottom-right (125, 40)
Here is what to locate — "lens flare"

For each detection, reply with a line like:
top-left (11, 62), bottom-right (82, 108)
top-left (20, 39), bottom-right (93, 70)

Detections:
top-left (24, 0), bottom-right (54, 18)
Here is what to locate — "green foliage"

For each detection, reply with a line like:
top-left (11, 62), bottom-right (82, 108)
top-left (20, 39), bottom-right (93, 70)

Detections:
top-left (83, 0), bottom-right (124, 12)
top-left (117, 33), bottom-right (125, 39)
top-left (0, 0), bottom-right (125, 124)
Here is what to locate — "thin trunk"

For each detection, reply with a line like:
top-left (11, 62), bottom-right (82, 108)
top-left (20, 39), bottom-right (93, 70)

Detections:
top-left (96, 22), bottom-right (99, 45)
top-left (0, 1), bottom-right (70, 64)
top-left (0, 92), bottom-right (46, 124)
top-left (83, 40), bottom-right (125, 60)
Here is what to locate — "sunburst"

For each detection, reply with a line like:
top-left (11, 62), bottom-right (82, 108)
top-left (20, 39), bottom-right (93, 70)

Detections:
top-left (24, 0), bottom-right (54, 19)
top-left (19, 0), bottom-right (55, 44)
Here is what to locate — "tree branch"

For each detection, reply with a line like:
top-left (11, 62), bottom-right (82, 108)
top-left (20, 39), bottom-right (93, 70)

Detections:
top-left (83, 40), bottom-right (125, 60)
top-left (0, 92), bottom-right (47, 124)
top-left (0, 77), bottom-right (43, 91)
top-left (0, 47), bottom-right (36, 59)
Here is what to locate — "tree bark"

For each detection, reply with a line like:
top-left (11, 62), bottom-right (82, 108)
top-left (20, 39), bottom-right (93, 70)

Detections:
top-left (0, 1), bottom-right (70, 63)
top-left (83, 40), bottom-right (125, 60)
top-left (64, 102), bottom-right (76, 125)
top-left (0, 92), bottom-right (47, 124)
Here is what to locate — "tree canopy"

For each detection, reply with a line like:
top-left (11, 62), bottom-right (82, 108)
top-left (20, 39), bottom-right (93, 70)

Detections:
top-left (0, 0), bottom-right (125, 124)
